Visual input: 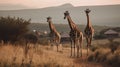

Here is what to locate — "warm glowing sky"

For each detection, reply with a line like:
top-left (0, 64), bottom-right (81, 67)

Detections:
top-left (0, 0), bottom-right (120, 8)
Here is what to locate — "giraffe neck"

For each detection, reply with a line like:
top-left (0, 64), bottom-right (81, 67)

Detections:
top-left (48, 21), bottom-right (55, 32)
top-left (48, 21), bottom-right (61, 39)
top-left (86, 13), bottom-right (91, 27)
top-left (66, 16), bottom-right (75, 30)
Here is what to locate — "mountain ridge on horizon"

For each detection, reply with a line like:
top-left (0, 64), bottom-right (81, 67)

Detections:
top-left (0, 3), bottom-right (120, 27)
top-left (0, 3), bottom-right (120, 10)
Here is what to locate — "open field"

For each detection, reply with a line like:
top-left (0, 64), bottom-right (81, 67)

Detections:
top-left (0, 40), bottom-right (116, 67)
top-left (0, 2), bottom-right (120, 67)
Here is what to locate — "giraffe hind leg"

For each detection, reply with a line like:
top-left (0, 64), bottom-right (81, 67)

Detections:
top-left (77, 39), bottom-right (80, 58)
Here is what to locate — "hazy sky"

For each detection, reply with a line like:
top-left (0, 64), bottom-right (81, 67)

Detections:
top-left (0, 0), bottom-right (120, 8)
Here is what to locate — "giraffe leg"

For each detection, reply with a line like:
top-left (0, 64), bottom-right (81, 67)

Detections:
top-left (77, 46), bottom-right (79, 58)
top-left (70, 39), bottom-right (73, 57)
top-left (77, 38), bottom-right (80, 58)
top-left (56, 41), bottom-right (59, 52)
top-left (89, 36), bottom-right (92, 46)
top-left (87, 46), bottom-right (89, 56)
top-left (80, 45), bottom-right (82, 57)
top-left (79, 36), bottom-right (83, 57)
top-left (73, 40), bottom-right (76, 57)
top-left (87, 36), bottom-right (92, 56)
top-left (56, 44), bottom-right (58, 52)
top-left (50, 39), bottom-right (53, 50)
top-left (86, 37), bottom-right (89, 56)
top-left (87, 38), bottom-right (91, 56)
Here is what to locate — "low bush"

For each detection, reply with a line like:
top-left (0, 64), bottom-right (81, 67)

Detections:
top-left (88, 41), bottom-right (120, 67)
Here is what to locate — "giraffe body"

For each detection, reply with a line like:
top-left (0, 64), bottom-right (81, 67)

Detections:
top-left (64, 11), bottom-right (83, 57)
top-left (84, 9), bottom-right (94, 56)
top-left (47, 17), bottom-right (61, 51)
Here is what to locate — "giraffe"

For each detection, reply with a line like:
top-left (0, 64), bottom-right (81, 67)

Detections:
top-left (47, 17), bottom-right (61, 52)
top-left (64, 11), bottom-right (83, 57)
top-left (84, 9), bottom-right (94, 56)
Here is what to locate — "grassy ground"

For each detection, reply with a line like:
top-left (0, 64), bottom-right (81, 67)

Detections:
top-left (0, 41), bottom-right (112, 67)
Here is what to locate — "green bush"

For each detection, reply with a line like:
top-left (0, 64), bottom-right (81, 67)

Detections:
top-left (0, 16), bottom-right (30, 43)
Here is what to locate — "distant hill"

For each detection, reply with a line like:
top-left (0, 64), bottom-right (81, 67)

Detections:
top-left (0, 4), bottom-right (29, 10)
top-left (0, 3), bottom-right (120, 27)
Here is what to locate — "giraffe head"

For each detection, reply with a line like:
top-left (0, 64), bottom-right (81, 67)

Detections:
top-left (64, 11), bottom-right (69, 19)
top-left (85, 8), bottom-right (91, 14)
top-left (47, 16), bottom-right (52, 22)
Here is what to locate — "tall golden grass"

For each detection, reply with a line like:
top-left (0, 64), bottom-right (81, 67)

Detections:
top-left (0, 38), bottom-right (117, 67)
top-left (0, 42), bottom-right (75, 67)
top-left (88, 38), bottom-right (120, 67)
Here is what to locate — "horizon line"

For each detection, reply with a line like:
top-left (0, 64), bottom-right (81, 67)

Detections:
top-left (0, 3), bottom-right (120, 11)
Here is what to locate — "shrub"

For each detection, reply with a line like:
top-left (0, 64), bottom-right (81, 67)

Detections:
top-left (88, 42), bottom-right (120, 67)
top-left (106, 53), bottom-right (120, 67)
top-left (88, 53), bottom-right (95, 61)
top-left (90, 44), bottom-right (99, 52)
top-left (0, 16), bottom-right (30, 43)
top-left (17, 33), bottom-right (38, 45)
top-left (88, 48), bottom-right (111, 61)
top-left (109, 42), bottom-right (120, 53)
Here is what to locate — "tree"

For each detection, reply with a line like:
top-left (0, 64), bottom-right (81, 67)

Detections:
top-left (0, 16), bottom-right (30, 43)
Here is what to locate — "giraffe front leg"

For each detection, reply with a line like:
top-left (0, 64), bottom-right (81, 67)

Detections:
top-left (87, 46), bottom-right (89, 56)
top-left (86, 37), bottom-right (89, 56)
top-left (80, 45), bottom-right (82, 57)
top-left (89, 36), bottom-right (93, 47)
top-left (56, 41), bottom-right (59, 52)
top-left (86, 35), bottom-right (90, 56)
top-left (57, 44), bottom-right (58, 52)
top-left (73, 40), bottom-right (76, 57)
top-left (70, 39), bottom-right (73, 57)
top-left (87, 38), bottom-right (91, 56)
top-left (77, 46), bottom-right (79, 58)
top-left (80, 40), bottom-right (82, 57)
top-left (76, 39), bottom-right (80, 58)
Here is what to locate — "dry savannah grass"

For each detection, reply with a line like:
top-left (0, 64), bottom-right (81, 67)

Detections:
top-left (0, 41), bottom-right (113, 67)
